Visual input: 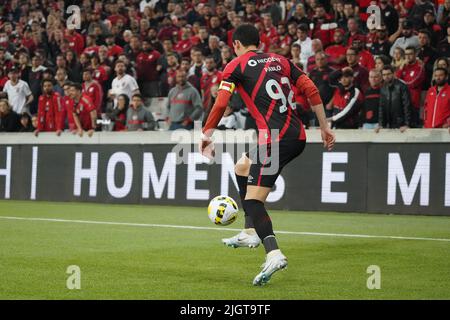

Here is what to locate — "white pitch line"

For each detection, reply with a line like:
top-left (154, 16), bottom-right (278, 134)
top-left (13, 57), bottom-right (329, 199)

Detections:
top-left (0, 215), bottom-right (450, 243)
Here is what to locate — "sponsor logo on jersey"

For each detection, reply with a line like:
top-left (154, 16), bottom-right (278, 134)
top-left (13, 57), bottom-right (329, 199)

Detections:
top-left (248, 56), bottom-right (281, 67)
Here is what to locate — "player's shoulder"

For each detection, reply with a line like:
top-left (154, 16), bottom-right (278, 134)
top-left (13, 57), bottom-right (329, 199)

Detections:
top-left (223, 55), bottom-right (244, 74)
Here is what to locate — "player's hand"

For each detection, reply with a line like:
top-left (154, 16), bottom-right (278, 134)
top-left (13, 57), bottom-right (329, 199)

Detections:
top-left (182, 118), bottom-right (192, 127)
top-left (199, 134), bottom-right (215, 160)
top-left (77, 129), bottom-right (84, 137)
top-left (321, 126), bottom-right (335, 151)
top-left (87, 129), bottom-right (94, 137)
top-left (399, 125), bottom-right (408, 133)
top-left (56, 130), bottom-right (62, 136)
top-left (34, 130), bottom-right (39, 137)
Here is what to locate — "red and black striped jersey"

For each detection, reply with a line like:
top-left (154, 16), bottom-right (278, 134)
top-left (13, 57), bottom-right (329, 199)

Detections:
top-left (220, 50), bottom-right (307, 145)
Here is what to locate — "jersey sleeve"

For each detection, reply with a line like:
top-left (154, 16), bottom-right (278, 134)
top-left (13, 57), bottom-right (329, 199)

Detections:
top-left (286, 59), bottom-right (305, 84)
top-left (286, 59), bottom-right (323, 106)
top-left (23, 82), bottom-right (32, 97)
top-left (129, 76), bottom-right (139, 92)
top-left (218, 59), bottom-right (241, 94)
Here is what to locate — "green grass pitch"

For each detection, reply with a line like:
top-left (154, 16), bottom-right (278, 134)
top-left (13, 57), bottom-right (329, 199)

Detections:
top-left (0, 200), bottom-right (449, 300)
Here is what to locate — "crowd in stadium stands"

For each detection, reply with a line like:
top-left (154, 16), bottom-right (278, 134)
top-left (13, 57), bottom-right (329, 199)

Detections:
top-left (0, 0), bottom-right (449, 135)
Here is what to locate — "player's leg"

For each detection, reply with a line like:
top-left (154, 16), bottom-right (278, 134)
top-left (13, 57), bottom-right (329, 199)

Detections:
top-left (234, 155), bottom-right (255, 229)
top-left (246, 140), bottom-right (306, 285)
top-left (222, 154), bottom-right (261, 248)
top-left (244, 185), bottom-right (287, 286)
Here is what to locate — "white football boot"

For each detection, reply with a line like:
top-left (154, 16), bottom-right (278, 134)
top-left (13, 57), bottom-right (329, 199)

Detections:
top-left (222, 230), bottom-right (261, 248)
top-left (253, 250), bottom-right (288, 286)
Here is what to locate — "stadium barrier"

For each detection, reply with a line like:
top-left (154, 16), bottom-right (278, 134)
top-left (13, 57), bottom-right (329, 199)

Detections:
top-left (0, 129), bottom-right (449, 215)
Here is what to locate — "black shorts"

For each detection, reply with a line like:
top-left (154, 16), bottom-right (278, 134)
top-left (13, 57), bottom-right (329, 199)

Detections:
top-left (246, 139), bottom-right (306, 188)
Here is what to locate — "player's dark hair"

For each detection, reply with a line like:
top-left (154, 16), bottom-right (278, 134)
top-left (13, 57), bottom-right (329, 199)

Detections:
top-left (70, 83), bottom-right (83, 91)
top-left (376, 54), bottom-right (391, 65)
top-left (114, 60), bottom-right (126, 68)
top-left (347, 47), bottom-right (357, 54)
top-left (132, 93), bottom-right (143, 100)
top-left (382, 65), bottom-right (395, 73)
top-left (418, 29), bottom-right (431, 39)
top-left (41, 79), bottom-right (54, 87)
top-left (405, 46), bottom-right (416, 53)
top-left (232, 24), bottom-right (260, 47)
top-left (297, 23), bottom-right (309, 32)
top-left (435, 67), bottom-right (448, 76)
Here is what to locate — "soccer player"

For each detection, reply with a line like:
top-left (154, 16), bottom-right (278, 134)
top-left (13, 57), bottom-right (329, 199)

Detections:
top-left (199, 24), bottom-right (335, 285)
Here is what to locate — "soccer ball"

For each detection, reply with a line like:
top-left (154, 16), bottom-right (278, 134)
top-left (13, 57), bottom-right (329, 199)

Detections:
top-left (208, 195), bottom-right (239, 226)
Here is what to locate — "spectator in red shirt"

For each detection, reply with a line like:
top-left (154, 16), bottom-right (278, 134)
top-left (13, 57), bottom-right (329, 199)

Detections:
top-left (62, 81), bottom-right (76, 132)
top-left (90, 53), bottom-right (111, 86)
top-left (311, 4), bottom-right (335, 48)
top-left (65, 26), bottom-right (85, 56)
top-left (271, 24), bottom-right (292, 57)
top-left (161, 52), bottom-right (180, 96)
top-left (136, 38), bottom-right (162, 98)
top-left (174, 27), bottom-right (194, 58)
top-left (106, 94), bottom-right (129, 131)
top-left (424, 68), bottom-right (450, 128)
top-left (346, 18), bottom-right (366, 47)
top-left (157, 15), bottom-right (179, 40)
top-left (201, 56), bottom-right (223, 111)
top-left (70, 82), bottom-right (97, 137)
top-left (107, 2), bottom-right (128, 26)
top-left (325, 28), bottom-right (347, 69)
top-left (244, 2), bottom-right (261, 24)
top-left (346, 47), bottom-right (370, 92)
top-left (35, 79), bottom-right (64, 136)
top-left (352, 38), bottom-right (376, 71)
top-left (256, 21), bottom-right (272, 53)
top-left (262, 14), bottom-right (278, 44)
top-left (21, 27), bottom-right (36, 53)
top-left (327, 67), bottom-right (364, 129)
top-left (306, 39), bottom-right (324, 73)
top-left (82, 69), bottom-right (104, 116)
top-left (396, 46), bottom-right (426, 126)
top-left (83, 35), bottom-right (100, 56)
top-left (105, 34), bottom-right (124, 60)
top-left (0, 68), bottom-right (8, 91)
top-left (226, 15), bottom-right (243, 49)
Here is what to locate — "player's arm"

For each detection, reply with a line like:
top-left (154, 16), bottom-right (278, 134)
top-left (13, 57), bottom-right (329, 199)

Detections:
top-left (201, 81), bottom-right (234, 137)
top-left (199, 81), bottom-right (234, 159)
top-left (200, 59), bottom-right (240, 158)
top-left (72, 112), bottom-right (84, 137)
top-left (294, 72), bottom-right (335, 150)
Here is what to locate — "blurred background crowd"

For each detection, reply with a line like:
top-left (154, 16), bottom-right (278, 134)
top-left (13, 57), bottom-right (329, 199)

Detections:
top-left (0, 0), bottom-right (449, 135)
